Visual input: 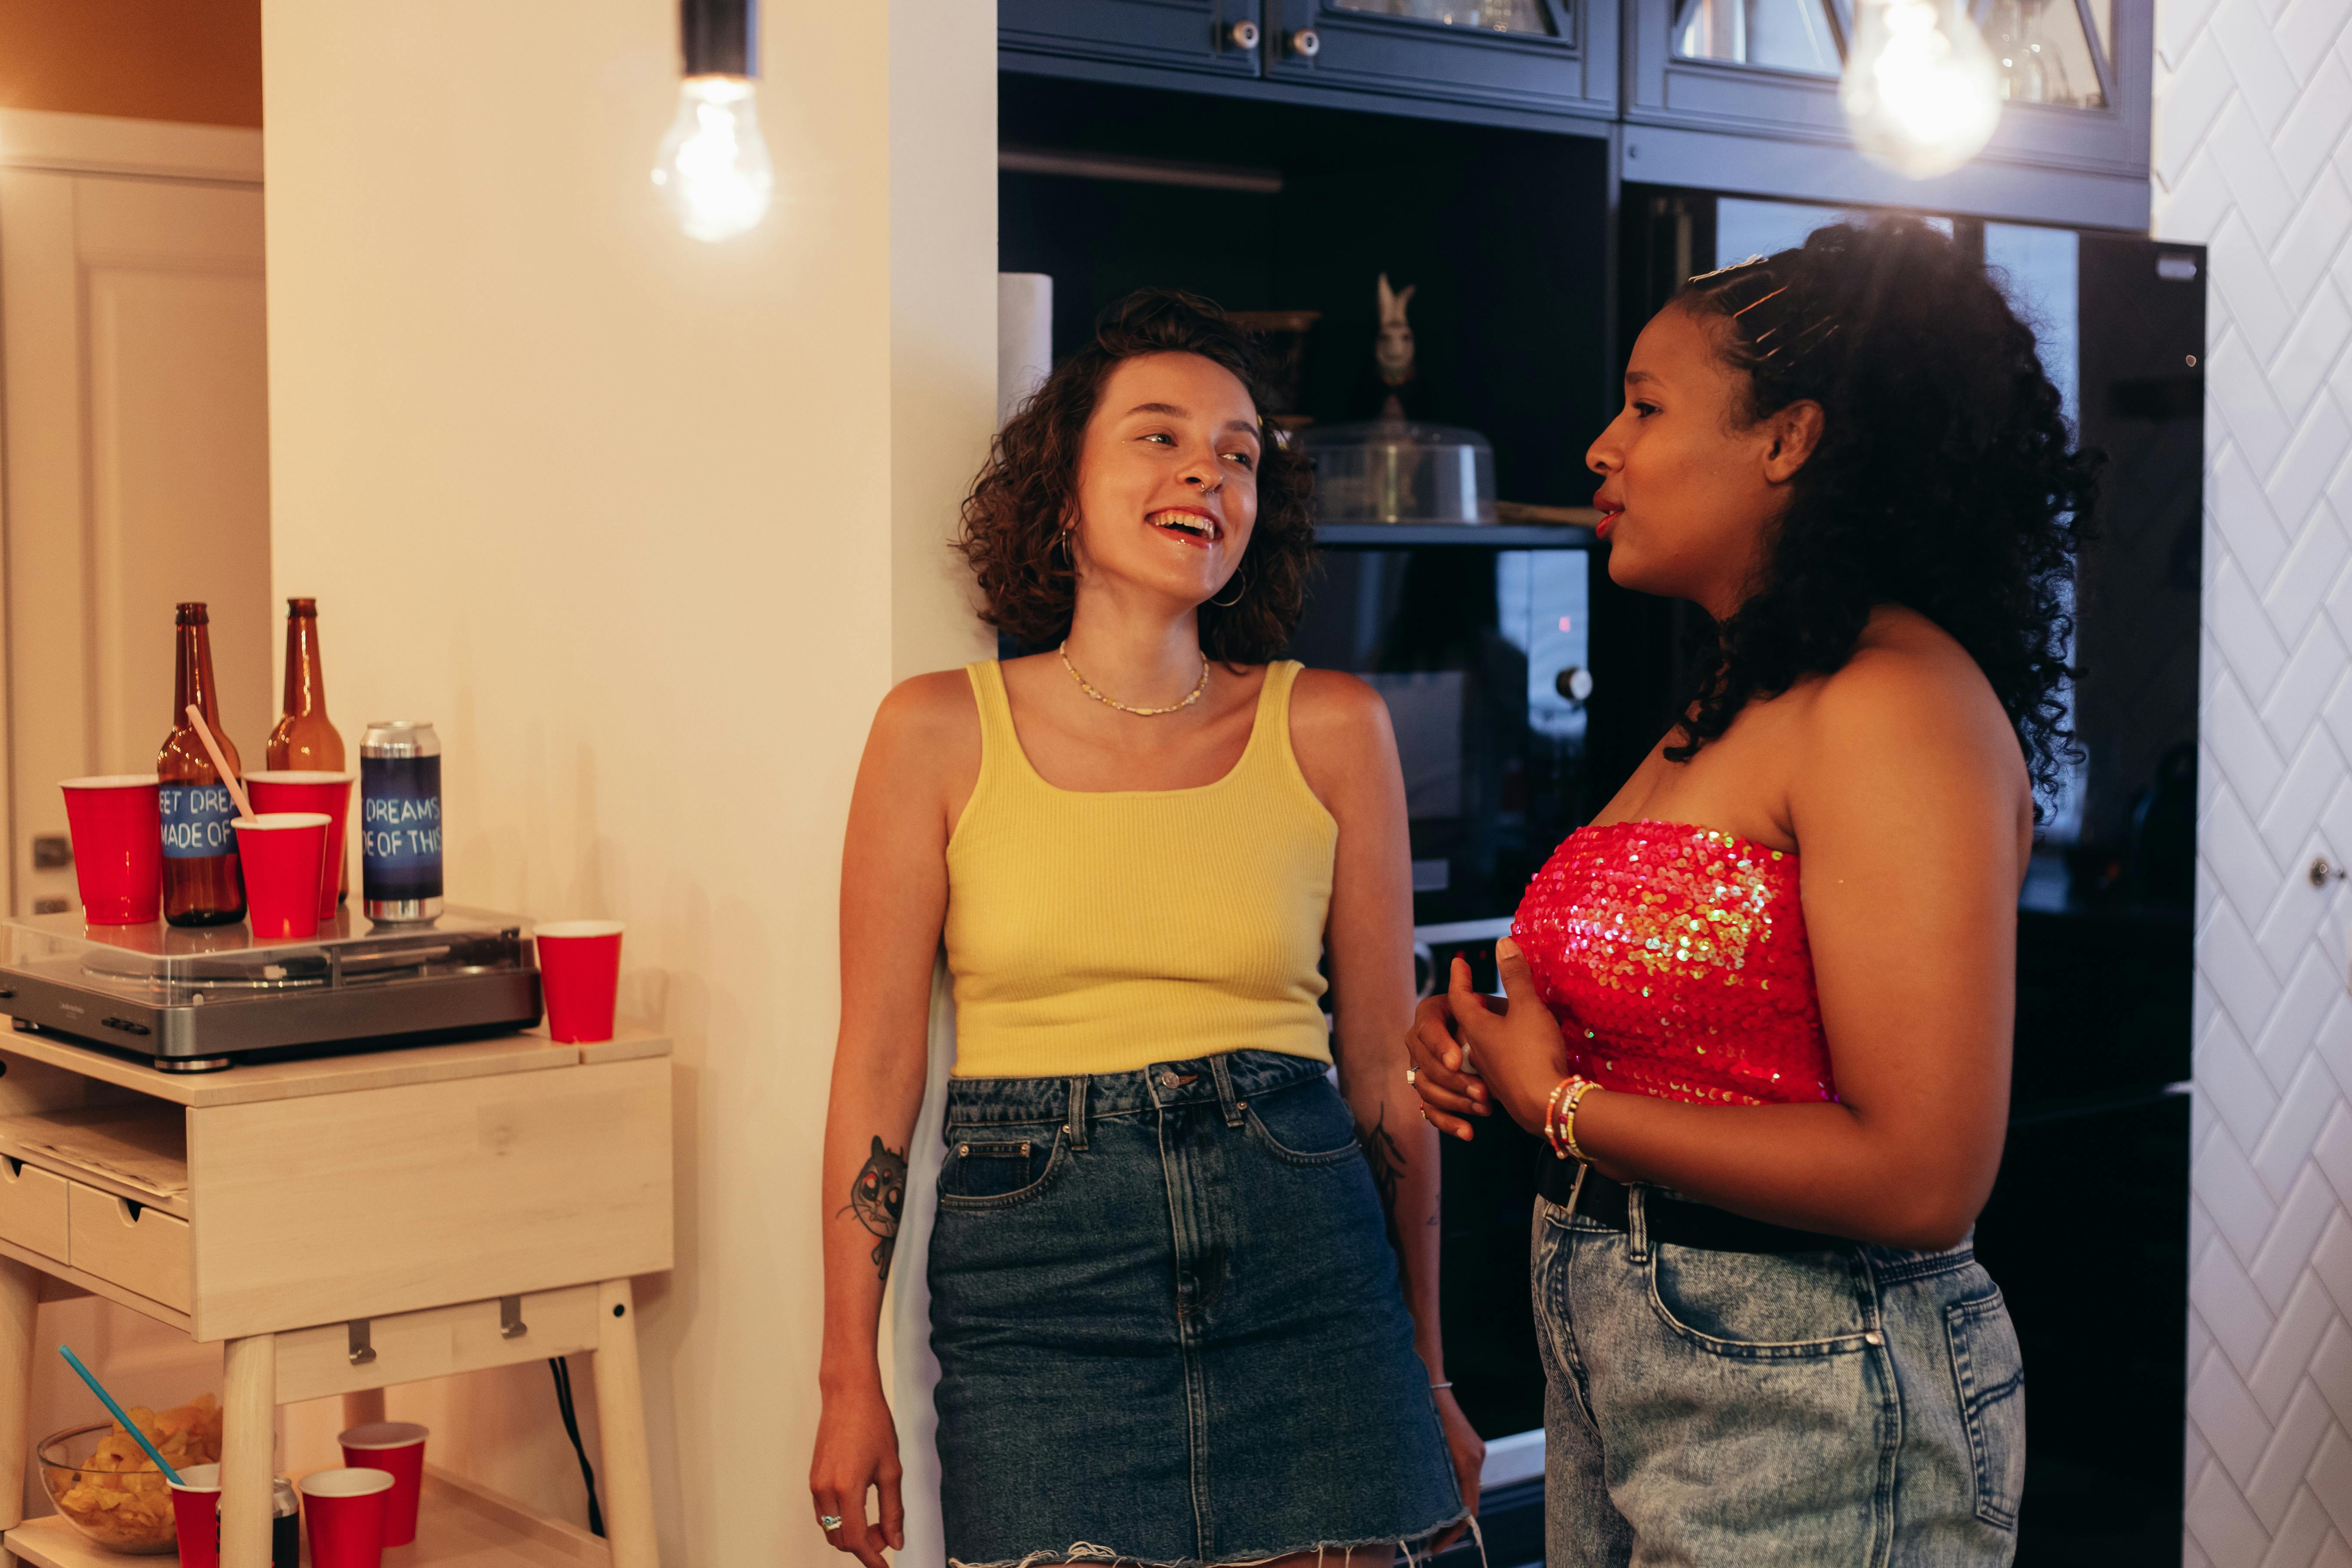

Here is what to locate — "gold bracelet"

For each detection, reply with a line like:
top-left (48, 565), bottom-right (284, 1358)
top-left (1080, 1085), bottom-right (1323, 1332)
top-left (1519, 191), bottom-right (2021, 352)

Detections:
top-left (1560, 1077), bottom-right (1601, 1164)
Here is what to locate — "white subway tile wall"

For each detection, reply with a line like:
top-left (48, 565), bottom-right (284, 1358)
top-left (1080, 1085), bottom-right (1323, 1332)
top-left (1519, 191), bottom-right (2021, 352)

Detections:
top-left (2158, 0), bottom-right (2352, 1557)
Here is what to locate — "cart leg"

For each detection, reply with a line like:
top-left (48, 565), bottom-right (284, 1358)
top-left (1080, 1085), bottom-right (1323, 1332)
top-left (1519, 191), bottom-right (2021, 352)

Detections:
top-left (594, 1279), bottom-right (660, 1568)
top-left (0, 1257), bottom-right (36, 1533)
top-left (221, 1333), bottom-right (276, 1568)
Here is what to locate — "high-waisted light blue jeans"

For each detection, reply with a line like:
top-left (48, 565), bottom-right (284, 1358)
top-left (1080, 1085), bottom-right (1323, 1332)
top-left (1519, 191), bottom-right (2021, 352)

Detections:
top-left (1534, 1188), bottom-right (2025, 1566)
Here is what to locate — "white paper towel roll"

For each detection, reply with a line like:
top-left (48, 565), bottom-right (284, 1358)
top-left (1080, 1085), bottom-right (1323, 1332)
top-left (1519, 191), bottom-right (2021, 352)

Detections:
top-left (998, 272), bottom-right (1054, 430)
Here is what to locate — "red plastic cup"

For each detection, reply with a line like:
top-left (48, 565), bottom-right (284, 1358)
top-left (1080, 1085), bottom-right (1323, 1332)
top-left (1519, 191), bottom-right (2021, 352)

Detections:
top-left (299, 1467), bottom-right (393, 1568)
top-left (247, 771), bottom-right (354, 920)
top-left (336, 1422), bottom-right (426, 1547)
top-left (167, 1461), bottom-right (221, 1568)
top-left (536, 921), bottom-right (624, 1043)
top-left (59, 776), bottom-right (163, 924)
top-left (231, 813), bottom-right (331, 940)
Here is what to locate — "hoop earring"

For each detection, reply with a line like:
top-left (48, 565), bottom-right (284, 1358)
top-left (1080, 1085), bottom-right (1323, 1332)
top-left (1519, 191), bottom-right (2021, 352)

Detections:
top-left (1054, 529), bottom-right (1075, 568)
top-left (1209, 575), bottom-right (1245, 608)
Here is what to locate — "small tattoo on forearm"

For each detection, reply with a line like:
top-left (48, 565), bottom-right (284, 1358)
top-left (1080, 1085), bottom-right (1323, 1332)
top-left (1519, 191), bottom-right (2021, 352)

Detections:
top-left (1359, 1109), bottom-right (1407, 1254)
top-left (844, 1136), bottom-right (907, 1281)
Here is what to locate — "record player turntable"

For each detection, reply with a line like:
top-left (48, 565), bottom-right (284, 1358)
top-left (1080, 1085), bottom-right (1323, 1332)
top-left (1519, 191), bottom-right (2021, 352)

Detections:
top-left (0, 907), bottom-right (542, 1070)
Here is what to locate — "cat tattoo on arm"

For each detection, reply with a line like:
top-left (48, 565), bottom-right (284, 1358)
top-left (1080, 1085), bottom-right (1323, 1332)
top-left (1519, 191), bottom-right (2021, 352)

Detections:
top-left (846, 1136), bottom-right (908, 1281)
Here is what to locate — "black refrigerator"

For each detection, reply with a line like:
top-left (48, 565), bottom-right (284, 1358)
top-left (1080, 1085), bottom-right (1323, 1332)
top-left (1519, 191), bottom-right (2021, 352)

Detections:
top-left (1975, 230), bottom-right (2204, 1566)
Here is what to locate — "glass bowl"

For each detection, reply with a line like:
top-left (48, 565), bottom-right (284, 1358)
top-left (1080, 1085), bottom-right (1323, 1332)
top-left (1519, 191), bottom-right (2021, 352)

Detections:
top-left (36, 1421), bottom-right (179, 1554)
top-left (1301, 418), bottom-right (1498, 525)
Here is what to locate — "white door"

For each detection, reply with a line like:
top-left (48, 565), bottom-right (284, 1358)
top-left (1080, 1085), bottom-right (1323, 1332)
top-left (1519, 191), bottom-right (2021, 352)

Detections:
top-left (0, 109), bottom-right (271, 1522)
top-left (0, 111), bottom-right (272, 917)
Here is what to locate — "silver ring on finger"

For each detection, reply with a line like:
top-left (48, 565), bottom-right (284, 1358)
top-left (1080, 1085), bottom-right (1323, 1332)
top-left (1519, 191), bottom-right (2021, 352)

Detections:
top-left (1405, 1066), bottom-right (1418, 1086)
top-left (820, 1515), bottom-right (843, 1530)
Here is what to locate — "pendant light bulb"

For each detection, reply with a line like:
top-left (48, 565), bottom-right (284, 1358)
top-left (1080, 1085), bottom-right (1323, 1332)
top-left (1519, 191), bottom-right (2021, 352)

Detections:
top-left (1840, 0), bottom-right (2002, 178)
top-left (653, 76), bottom-right (773, 242)
top-left (654, 0), bottom-right (772, 242)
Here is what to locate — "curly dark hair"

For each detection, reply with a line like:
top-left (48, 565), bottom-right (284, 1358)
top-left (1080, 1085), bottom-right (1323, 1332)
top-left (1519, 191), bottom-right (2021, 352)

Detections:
top-left (955, 287), bottom-right (1318, 664)
top-left (1665, 218), bottom-right (2094, 806)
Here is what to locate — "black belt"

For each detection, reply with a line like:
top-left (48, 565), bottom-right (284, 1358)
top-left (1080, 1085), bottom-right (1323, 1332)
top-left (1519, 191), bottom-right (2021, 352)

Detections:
top-left (1539, 1164), bottom-right (1852, 1255)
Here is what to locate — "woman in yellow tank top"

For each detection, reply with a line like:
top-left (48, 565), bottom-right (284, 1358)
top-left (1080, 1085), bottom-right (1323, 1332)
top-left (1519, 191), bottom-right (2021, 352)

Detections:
top-left (811, 290), bottom-right (1483, 1567)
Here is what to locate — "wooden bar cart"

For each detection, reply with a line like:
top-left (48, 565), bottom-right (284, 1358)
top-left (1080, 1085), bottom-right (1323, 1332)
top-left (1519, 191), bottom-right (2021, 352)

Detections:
top-left (0, 1024), bottom-right (672, 1568)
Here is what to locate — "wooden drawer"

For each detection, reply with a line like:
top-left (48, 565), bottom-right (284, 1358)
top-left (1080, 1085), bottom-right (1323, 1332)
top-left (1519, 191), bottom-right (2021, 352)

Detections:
top-left (0, 1159), bottom-right (69, 1261)
top-left (68, 1182), bottom-right (190, 1311)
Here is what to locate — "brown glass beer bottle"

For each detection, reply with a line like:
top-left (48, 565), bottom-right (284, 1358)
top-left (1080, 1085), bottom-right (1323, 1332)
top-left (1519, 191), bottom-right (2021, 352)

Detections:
top-left (266, 597), bottom-right (347, 901)
top-left (158, 602), bottom-right (246, 926)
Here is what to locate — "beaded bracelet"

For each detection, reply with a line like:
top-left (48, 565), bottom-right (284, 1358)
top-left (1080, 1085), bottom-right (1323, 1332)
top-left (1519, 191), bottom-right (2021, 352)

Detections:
top-left (1543, 1079), bottom-right (1573, 1159)
top-left (1544, 1075), bottom-right (1600, 1162)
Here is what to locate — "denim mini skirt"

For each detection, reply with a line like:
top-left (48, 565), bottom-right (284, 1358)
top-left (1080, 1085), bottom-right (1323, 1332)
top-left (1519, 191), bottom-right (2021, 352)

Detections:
top-left (927, 1049), bottom-right (1465, 1568)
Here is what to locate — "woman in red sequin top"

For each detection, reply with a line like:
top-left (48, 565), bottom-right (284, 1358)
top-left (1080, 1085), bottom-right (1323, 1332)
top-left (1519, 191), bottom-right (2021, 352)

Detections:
top-left (1406, 220), bottom-right (2093, 1565)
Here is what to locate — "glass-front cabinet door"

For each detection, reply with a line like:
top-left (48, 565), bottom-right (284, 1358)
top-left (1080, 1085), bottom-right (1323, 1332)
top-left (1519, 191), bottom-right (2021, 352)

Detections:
top-left (1265, 0), bottom-right (1617, 119)
top-left (999, 0), bottom-right (1268, 81)
top-left (1626, 0), bottom-right (2149, 187)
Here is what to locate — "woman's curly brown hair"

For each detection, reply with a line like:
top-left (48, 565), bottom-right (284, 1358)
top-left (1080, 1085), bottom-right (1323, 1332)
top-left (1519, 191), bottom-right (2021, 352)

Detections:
top-left (1665, 218), bottom-right (2094, 809)
top-left (956, 287), bottom-right (1318, 664)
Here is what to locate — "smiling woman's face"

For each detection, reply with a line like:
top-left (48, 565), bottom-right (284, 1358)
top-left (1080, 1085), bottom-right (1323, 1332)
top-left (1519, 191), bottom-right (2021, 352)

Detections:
top-left (1586, 305), bottom-right (1810, 617)
top-left (1070, 352), bottom-right (1262, 610)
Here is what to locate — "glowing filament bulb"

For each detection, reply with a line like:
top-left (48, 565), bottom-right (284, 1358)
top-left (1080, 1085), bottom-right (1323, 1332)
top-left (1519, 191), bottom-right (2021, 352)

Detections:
top-left (1840, 0), bottom-right (2002, 178)
top-left (652, 76), bottom-right (774, 243)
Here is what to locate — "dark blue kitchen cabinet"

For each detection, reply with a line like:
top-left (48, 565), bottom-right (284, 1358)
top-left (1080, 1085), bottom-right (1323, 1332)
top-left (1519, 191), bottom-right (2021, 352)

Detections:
top-left (1000, 0), bottom-right (1267, 82)
top-left (1002, 0), bottom-right (1615, 127)
top-left (1001, 0), bottom-right (2152, 227)
top-left (1622, 0), bottom-right (2151, 228)
top-left (1262, 0), bottom-right (1616, 121)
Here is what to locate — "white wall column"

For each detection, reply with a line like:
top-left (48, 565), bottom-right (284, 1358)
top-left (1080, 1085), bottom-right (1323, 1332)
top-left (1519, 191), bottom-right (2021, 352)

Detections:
top-left (259, 3), bottom-right (992, 1561)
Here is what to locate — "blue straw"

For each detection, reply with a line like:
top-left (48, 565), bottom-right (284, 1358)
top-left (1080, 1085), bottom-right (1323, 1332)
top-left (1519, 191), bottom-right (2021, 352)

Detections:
top-left (57, 1346), bottom-right (184, 1485)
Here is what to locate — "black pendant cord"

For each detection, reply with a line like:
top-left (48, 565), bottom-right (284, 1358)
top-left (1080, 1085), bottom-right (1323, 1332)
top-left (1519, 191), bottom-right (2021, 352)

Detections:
top-left (549, 1357), bottom-right (606, 1538)
top-left (680, 0), bottom-right (759, 76)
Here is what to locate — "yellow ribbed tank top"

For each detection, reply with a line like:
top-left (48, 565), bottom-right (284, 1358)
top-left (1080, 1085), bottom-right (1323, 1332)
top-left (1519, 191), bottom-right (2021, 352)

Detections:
top-left (943, 659), bottom-right (1338, 1079)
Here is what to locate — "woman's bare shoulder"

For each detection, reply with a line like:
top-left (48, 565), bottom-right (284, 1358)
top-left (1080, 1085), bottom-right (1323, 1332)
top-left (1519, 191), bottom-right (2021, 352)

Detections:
top-left (865, 668), bottom-right (983, 782)
top-left (875, 667), bottom-right (979, 726)
top-left (1287, 666), bottom-right (1402, 817)
top-left (1288, 666), bottom-right (1395, 754)
top-left (1816, 609), bottom-right (2010, 733)
top-left (1795, 607), bottom-right (2029, 818)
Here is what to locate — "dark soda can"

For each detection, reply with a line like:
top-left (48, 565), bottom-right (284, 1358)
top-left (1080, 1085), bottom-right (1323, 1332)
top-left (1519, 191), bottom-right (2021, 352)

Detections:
top-left (360, 721), bottom-right (443, 923)
top-left (274, 1475), bottom-right (299, 1568)
top-left (198, 1476), bottom-right (297, 1568)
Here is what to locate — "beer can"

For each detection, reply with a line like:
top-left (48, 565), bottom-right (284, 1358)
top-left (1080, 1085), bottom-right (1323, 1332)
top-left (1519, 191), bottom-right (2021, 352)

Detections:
top-left (360, 721), bottom-right (443, 922)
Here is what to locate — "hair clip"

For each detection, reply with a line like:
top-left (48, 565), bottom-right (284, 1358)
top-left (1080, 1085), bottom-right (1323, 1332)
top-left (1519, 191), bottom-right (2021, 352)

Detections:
top-left (1686, 254), bottom-right (1771, 285)
top-left (1754, 318), bottom-right (1840, 366)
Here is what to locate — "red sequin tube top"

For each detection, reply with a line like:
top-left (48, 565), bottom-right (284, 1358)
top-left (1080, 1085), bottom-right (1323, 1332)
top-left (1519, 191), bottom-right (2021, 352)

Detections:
top-left (1510, 819), bottom-right (1838, 1106)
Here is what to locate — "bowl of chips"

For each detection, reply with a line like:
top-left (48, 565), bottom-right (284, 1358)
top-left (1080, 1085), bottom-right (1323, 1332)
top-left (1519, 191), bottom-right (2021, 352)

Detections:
top-left (38, 1395), bottom-right (224, 1554)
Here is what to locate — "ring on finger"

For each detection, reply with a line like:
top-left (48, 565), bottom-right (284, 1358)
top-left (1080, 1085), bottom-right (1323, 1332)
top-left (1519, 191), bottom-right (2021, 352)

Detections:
top-left (1405, 1066), bottom-right (1418, 1086)
top-left (820, 1514), bottom-right (843, 1530)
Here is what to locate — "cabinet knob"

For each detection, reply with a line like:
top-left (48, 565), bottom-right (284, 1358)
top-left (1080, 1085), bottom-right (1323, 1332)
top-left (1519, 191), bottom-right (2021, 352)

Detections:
top-left (1288, 27), bottom-right (1321, 57)
top-left (1227, 18), bottom-right (1260, 49)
